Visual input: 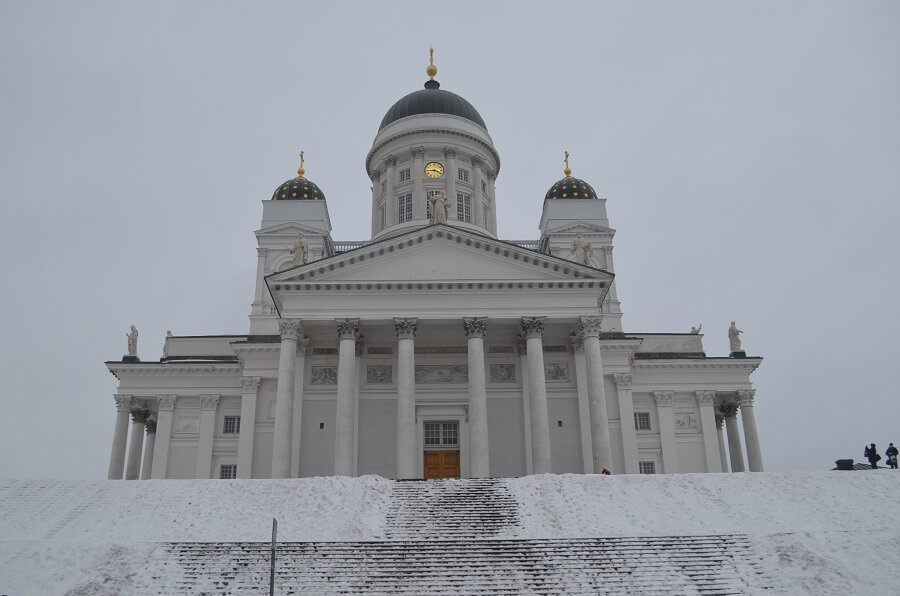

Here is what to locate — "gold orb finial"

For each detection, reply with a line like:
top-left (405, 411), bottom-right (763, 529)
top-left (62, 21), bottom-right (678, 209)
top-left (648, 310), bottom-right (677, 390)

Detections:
top-left (426, 47), bottom-right (438, 80)
top-left (297, 151), bottom-right (305, 179)
top-left (564, 150), bottom-right (572, 178)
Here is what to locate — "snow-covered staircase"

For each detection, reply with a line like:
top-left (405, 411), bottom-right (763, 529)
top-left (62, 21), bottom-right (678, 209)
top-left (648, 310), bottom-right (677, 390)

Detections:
top-left (141, 478), bottom-right (768, 594)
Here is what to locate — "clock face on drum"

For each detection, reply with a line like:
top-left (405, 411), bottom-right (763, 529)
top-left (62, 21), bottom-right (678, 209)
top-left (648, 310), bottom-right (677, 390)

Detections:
top-left (425, 162), bottom-right (444, 178)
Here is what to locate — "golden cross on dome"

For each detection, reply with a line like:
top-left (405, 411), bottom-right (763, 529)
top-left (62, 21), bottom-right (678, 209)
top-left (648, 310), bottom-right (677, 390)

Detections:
top-left (564, 150), bottom-right (572, 177)
top-left (297, 151), bottom-right (306, 179)
top-left (426, 47), bottom-right (438, 80)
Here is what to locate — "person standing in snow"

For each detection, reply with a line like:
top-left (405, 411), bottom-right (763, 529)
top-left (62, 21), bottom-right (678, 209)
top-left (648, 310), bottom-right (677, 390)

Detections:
top-left (886, 443), bottom-right (898, 469)
top-left (864, 443), bottom-right (881, 469)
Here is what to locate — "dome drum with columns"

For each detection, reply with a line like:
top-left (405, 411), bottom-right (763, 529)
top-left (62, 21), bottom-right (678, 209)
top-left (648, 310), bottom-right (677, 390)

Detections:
top-left (106, 51), bottom-right (764, 482)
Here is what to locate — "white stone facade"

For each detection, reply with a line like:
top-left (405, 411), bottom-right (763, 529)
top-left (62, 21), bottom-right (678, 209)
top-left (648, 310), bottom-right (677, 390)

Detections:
top-left (106, 69), bottom-right (763, 480)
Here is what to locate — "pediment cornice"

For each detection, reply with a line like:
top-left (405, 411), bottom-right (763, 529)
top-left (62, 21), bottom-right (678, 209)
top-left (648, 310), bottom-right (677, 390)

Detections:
top-left (631, 358), bottom-right (762, 372)
top-left (544, 221), bottom-right (616, 236)
top-left (255, 222), bottom-right (325, 239)
top-left (106, 362), bottom-right (241, 380)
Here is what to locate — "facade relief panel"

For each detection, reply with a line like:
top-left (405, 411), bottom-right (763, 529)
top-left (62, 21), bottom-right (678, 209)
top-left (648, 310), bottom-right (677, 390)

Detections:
top-left (415, 364), bottom-right (468, 384)
top-left (544, 362), bottom-right (570, 382)
top-left (489, 363), bottom-right (516, 383)
top-left (311, 366), bottom-right (338, 385)
top-left (366, 365), bottom-right (393, 384)
top-left (674, 412), bottom-right (700, 432)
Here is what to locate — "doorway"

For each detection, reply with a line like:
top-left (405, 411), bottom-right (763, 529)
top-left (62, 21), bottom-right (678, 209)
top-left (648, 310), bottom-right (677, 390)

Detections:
top-left (423, 421), bottom-right (460, 479)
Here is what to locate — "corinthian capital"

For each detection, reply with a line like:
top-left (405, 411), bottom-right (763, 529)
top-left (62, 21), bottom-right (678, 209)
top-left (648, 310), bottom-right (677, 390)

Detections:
top-left (130, 405), bottom-right (150, 424)
top-left (200, 394), bottom-right (220, 410)
top-left (336, 318), bottom-right (360, 341)
top-left (384, 155), bottom-right (396, 168)
top-left (471, 155), bottom-right (484, 168)
top-left (443, 146), bottom-right (457, 159)
top-left (520, 317), bottom-right (546, 339)
top-left (737, 389), bottom-right (756, 408)
top-left (411, 146), bottom-right (425, 160)
top-left (257, 247), bottom-right (267, 257)
top-left (144, 417), bottom-right (157, 435)
top-left (393, 318), bottom-right (419, 340)
top-left (278, 319), bottom-right (303, 341)
top-left (569, 333), bottom-right (583, 352)
top-left (695, 390), bottom-right (717, 406)
top-left (463, 317), bottom-right (487, 338)
top-left (614, 374), bottom-right (633, 389)
top-left (579, 316), bottom-right (603, 339)
top-left (653, 391), bottom-right (674, 407)
top-left (114, 395), bottom-right (132, 413)
top-left (241, 376), bottom-right (261, 394)
top-left (719, 402), bottom-right (739, 418)
top-left (157, 395), bottom-right (176, 411)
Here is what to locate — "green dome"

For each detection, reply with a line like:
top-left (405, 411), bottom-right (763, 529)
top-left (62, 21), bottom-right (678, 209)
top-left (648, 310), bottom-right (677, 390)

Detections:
top-left (271, 176), bottom-right (325, 201)
top-left (544, 176), bottom-right (598, 201)
top-left (379, 80), bottom-right (487, 131)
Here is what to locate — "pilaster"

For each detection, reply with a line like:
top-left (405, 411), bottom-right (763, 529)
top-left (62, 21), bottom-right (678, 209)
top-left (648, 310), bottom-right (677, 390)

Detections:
top-left (696, 391), bottom-right (722, 473)
top-left (653, 391), bottom-right (679, 473)
top-left (151, 395), bottom-right (176, 479)
top-left (195, 394), bottom-right (219, 479)
top-left (570, 333), bottom-right (594, 473)
top-left (614, 374), bottom-right (639, 474)
top-left (237, 377), bottom-right (261, 479)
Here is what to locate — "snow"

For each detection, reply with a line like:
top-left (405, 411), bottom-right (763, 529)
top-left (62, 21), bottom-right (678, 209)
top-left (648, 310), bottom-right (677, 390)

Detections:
top-left (1, 471), bottom-right (898, 595)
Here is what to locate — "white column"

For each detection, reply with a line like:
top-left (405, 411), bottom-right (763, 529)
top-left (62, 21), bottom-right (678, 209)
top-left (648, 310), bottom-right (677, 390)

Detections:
top-left (487, 171), bottom-right (498, 234)
top-left (696, 391), bottom-right (723, 473)
top-left (517, 337), bottom-right (534, 474)
top-left (411, 147), bottom-right (426, 220)
top-left (394, 318), bottom-right (418, 479)
top-left (522, 317), bottom-right (552, 474)
top-left (334, 318), bottom-right (360, 476)
top-left (140, 417), bottom-right (156, 480)
top-left (716, 415), bottom-right (730, 472)
top-left (108, 395), bottom-right (132, 479)
top-left (471, 155), bottom-right (484, 227)
top-left (581, 316), bottom-right (613, 473)
top-left (125, 403), bottom-right (149, 480)
top-left (653, 391), bottom-right (679, 474)
top-left (290, 340), bottom-right (309, 478)
top-left (465, 317), bottom-right (490, 478)
top-left (384, 155), bottom-right (397, 226)
top-left (738, 390), bottom-right (764, 472)
top-left (151, 395), bottom-right (175, 479)
top-left (571, 335), bottom-right (594, 474)
top-left (445, 147), bottom-right (458, 220)
top-left (614, 374), bottom-right (639, 474)
top-left (195, 394), bottom-right (219, 479)
top-left (272, 319), bottom-right (302, 478)
top-left (252, 247), bottom-right (267, 314)
top-left (237, 377), bottom-right (261, 479)
top-left (721, 402), bottom-right (745, 472)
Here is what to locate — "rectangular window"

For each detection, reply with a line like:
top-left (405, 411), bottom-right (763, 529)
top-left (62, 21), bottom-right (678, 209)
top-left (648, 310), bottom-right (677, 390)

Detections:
top-left (223, 416), bottom-right (240, 434)
top-left (219, 464), bottom-right (237, 479)
top-left (457, 193), bottom-right (471, 223)
top-left (481, 179), bottom-right (487, 193)
top-left (398, 193), bottom-right (413, 223)
top-left (634, 412), bottom-right (651, 431)
top-left (379, 202), bottom-right (386, 229)
top-left (424, 422), bottom-right (459, 447)
top-left (639, 461), bottom-right (656, 475)
top-left (399, 168), bottom-right (411, 182)
top-left (457, 168), bottom-right (469, 183)
top-left (483, 203), bottom-right (489, 226)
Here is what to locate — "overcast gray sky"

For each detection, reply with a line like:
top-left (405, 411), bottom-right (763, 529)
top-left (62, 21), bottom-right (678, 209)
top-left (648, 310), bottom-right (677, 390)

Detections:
top-left (1, 1), bottom-right (898, 479)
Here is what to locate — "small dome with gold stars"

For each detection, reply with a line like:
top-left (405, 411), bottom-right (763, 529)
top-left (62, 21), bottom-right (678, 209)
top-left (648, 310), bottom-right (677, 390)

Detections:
top-left (544, 151), bottom-right (598, 201)
top-left (271, 152), bottom-right (325, 201)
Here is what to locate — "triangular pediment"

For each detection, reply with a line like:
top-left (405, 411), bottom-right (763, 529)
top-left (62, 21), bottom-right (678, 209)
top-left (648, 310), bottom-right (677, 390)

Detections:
top-left (269, 225), bottom-right (613, 285)
top-left (255, 222), bottom-right (325, 239)
top-left (544, 220), bottom-right (616, 236)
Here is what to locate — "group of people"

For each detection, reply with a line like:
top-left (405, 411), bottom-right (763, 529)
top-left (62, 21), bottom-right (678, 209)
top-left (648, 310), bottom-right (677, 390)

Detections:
top-left (865, 442), bottom-right (899, 469)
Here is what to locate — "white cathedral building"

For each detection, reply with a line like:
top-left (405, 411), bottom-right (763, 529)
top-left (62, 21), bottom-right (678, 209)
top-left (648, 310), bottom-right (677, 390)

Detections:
top-left (106, 55), bottom-right (763, 481)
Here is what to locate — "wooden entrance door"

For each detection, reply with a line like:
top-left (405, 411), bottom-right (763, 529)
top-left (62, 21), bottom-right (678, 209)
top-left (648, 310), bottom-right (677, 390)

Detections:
top-left (424, 451), bottom-right (460, 479)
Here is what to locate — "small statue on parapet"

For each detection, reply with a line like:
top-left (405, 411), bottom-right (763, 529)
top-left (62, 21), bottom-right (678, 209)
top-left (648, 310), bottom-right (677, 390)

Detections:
top-left (429, 191), bottom-right (449, 224)
top-left (690, 324), bottom-right (702, 334)
top-left (728, 321), bottom-right (744, 356)
top-left (290, 233), bottom-right (309, 266)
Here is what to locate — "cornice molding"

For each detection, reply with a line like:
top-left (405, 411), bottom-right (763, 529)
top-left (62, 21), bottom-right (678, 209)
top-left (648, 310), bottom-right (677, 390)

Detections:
top-left (107, 363), bottom-right (241, 378)
top-left (367, 127), bottom-right (500, 177)
top-left (632, 359), bottom-right (762, 372)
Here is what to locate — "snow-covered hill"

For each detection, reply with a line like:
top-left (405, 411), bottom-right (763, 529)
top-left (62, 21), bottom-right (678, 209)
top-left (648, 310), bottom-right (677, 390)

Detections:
top-left (1, 472), bottom-right (897, 594)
